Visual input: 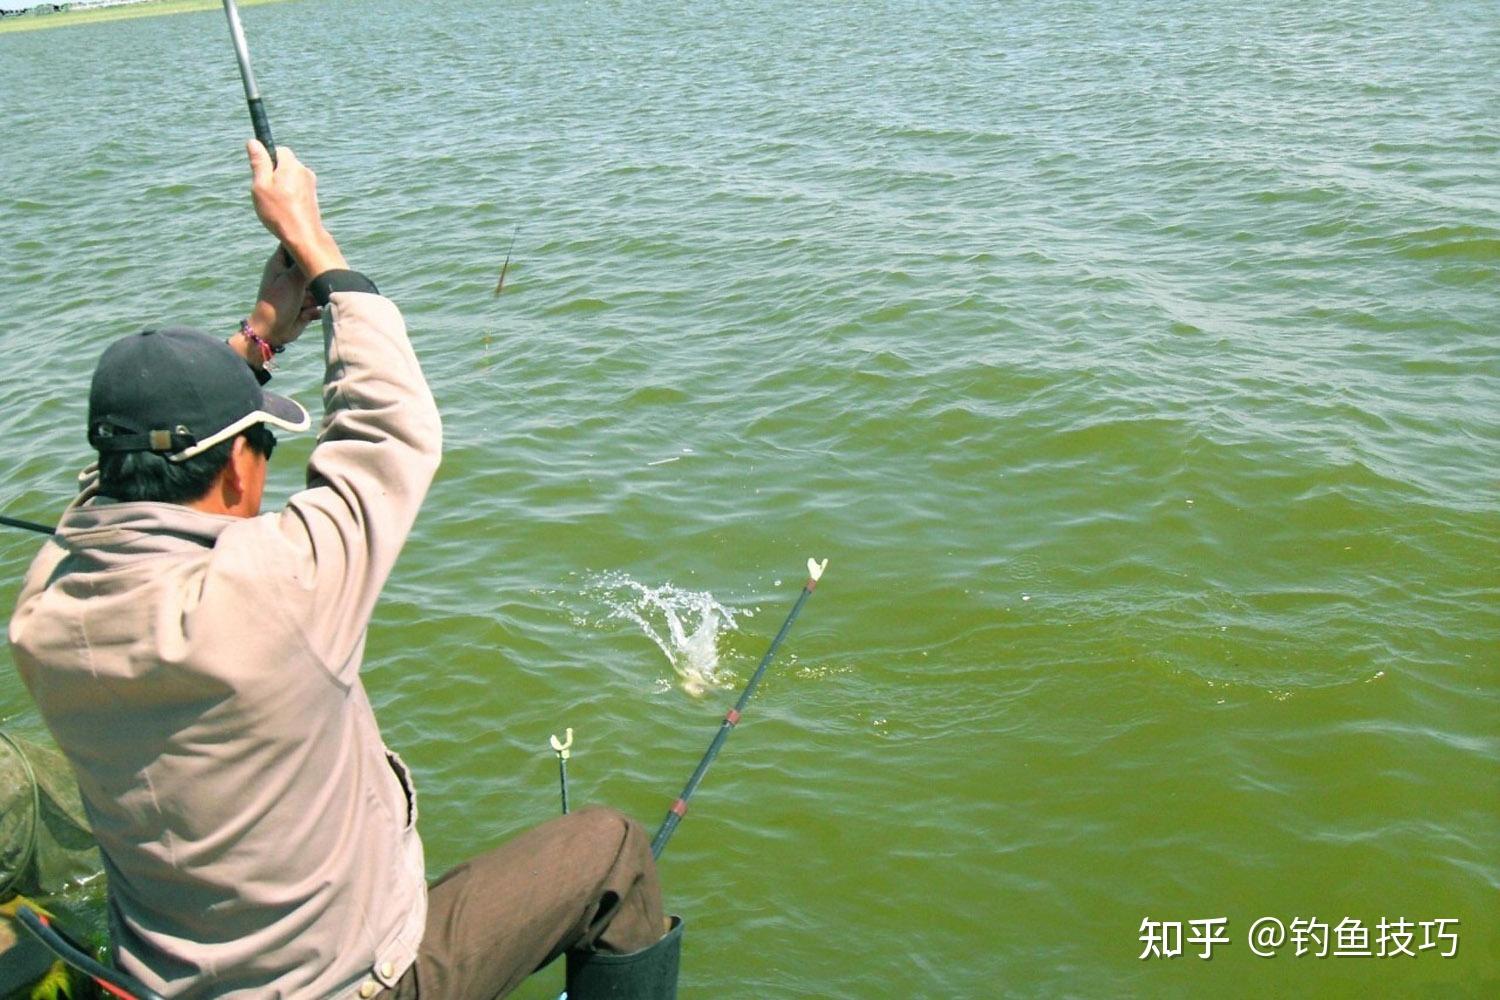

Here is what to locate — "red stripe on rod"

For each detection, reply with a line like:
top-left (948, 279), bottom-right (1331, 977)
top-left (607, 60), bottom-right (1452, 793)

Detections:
top-left (670, 798), bottom-right (688, 817)
top-left (806, 577), bottom-right (818, 591)
top-left (725, 708), bottom-right (741, 725)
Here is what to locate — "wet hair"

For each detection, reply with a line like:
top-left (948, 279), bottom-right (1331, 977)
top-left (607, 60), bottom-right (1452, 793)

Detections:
top-left (98, 423), bottom-right (276, 504)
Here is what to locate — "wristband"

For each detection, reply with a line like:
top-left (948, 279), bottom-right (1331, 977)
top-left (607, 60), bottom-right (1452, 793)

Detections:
top-left (239, 319), bottom-right (285, 366)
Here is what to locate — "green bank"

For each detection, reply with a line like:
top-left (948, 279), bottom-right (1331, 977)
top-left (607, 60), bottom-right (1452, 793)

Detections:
top-left (0, 0), bottom-right (291, 35)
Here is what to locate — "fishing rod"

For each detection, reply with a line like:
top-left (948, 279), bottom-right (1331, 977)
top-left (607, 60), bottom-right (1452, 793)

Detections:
top-left (221, 0), bottom-right (299, 269)
top-left (650, 557), bottom-right (828, 860)
top-left (221, 0), bottom-right (278, 166)
top-left (555, 561), bottom-right (828, 1000)
top-left (15, 906), bottom-right (163, 1000)
top-left (1, 514), bottom-right (53, 536)
top-left (6, 10), bottom-right (276, 544)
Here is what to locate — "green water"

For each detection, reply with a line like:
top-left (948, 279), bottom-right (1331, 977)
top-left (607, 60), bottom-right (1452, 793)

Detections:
top-left (1, 1), bottom-right (1496, 996)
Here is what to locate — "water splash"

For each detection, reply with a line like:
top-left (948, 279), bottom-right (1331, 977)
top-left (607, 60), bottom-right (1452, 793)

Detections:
top-left (583, 572), bottom-right (743, 696)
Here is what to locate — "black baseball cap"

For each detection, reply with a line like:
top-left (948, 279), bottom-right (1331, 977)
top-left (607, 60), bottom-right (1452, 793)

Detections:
top-left (87, 327), bottom-right (310, 462)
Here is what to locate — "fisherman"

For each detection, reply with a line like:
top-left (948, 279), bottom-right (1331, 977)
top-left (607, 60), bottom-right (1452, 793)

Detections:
top-left (7, 141), bottom-right (681, 999)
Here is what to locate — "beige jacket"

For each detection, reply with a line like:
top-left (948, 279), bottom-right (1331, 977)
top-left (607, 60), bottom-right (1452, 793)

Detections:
top-left (9, 287), bottom-right (441, 999)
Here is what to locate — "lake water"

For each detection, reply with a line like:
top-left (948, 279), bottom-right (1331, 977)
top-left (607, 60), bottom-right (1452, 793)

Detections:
top-left (1, 0), bottom-right (1496, 996)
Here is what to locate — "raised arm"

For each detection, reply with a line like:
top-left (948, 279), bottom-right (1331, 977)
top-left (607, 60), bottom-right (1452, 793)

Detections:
top-left (237, 140), bottom-right (442, 682)
top-left (245, 138), bottom-right (347, 278)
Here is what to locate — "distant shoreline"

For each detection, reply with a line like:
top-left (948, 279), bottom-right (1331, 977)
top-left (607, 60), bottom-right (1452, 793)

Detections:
top-left (0, 0), bottom-right (294, 35)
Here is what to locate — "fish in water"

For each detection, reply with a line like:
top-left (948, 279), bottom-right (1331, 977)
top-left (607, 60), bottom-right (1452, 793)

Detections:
top-left (584, 572), bottom-right (742, 696)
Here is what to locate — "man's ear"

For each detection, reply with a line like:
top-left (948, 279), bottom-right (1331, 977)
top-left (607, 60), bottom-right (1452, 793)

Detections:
top-left (221, 436), bottom-right (252, 505)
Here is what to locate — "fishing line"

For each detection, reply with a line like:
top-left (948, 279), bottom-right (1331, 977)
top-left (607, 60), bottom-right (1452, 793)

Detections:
top-left (494, 225), bottom-right (520, 297)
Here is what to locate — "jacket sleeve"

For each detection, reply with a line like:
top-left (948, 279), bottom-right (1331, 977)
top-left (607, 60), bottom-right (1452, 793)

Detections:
top-left (272, 282), bottom-right (442, 684)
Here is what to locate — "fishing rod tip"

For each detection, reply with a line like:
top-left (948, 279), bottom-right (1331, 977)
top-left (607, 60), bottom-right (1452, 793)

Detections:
top-left (807, 557), bottom-right (828, 582)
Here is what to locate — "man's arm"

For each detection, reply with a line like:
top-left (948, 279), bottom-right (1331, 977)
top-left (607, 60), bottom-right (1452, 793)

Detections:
top-left (227, 248), bottom-right (322, 377)
top-left (235, 140), bottom-right (442, 682)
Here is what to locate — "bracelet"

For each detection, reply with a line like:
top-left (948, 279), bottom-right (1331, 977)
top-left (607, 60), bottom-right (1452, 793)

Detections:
top-left (238, 319), bottom-right (285, 366)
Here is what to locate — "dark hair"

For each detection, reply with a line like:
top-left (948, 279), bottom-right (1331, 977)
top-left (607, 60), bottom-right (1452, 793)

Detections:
top-left (98, 423), bottom-right (276, 504)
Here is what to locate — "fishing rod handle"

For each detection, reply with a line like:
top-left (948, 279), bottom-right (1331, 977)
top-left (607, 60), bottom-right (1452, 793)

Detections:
top-left (222, 0), bottom-right (272, 158)
top-left (247, 96), bottom-right (277, 166)
top-left (244, 105), bottom-right (294, 266)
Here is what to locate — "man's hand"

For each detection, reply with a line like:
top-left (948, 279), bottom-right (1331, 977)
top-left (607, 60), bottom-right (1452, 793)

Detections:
top-left (246, 140), bottom-right (348, 279)
top-left (246, 248), bottom-right (321, 348)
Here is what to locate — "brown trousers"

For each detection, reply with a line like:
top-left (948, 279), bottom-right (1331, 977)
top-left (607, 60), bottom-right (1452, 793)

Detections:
top-left (381, 806), bottom-right (665, 1000)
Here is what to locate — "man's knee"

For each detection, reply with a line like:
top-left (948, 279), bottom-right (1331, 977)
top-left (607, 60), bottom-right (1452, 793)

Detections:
top-left (565, 804), bottom-right (649, 855)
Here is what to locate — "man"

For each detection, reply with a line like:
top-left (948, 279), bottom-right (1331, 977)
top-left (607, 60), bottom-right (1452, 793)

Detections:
top-left (8, 141), bottom-right (681, 999)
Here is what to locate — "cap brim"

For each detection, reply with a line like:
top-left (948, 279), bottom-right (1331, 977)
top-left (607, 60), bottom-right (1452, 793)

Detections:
top-left (166, 392), bottom-right (312, 462)
top-left (257, 389), bottom-right (311, 434)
